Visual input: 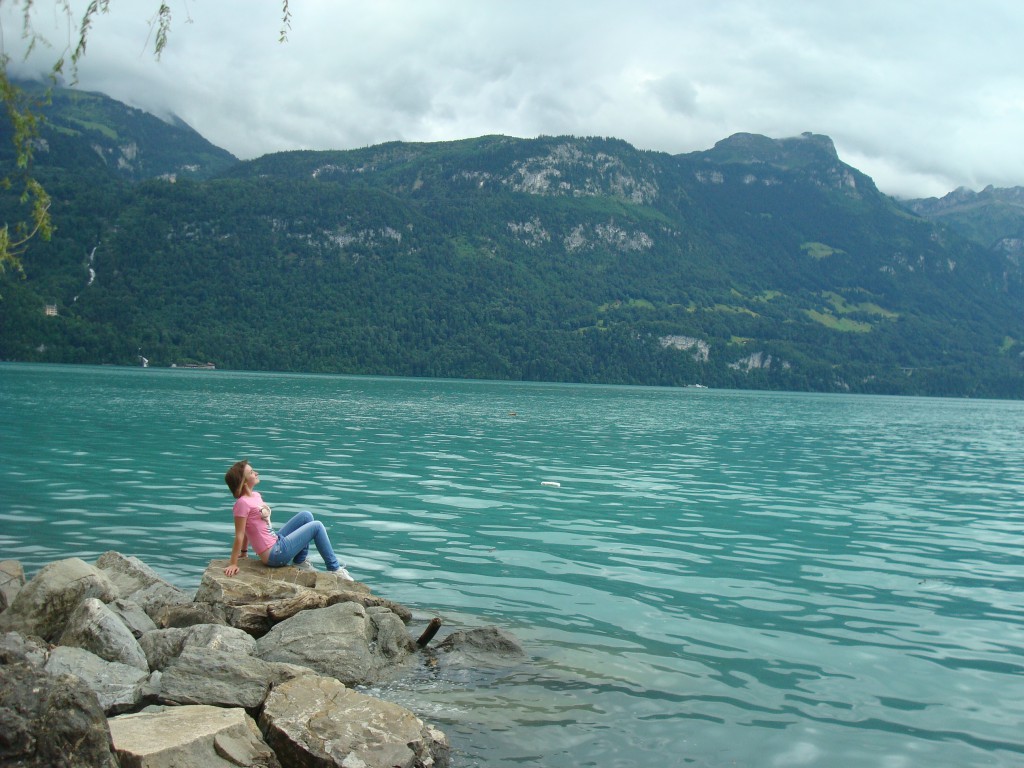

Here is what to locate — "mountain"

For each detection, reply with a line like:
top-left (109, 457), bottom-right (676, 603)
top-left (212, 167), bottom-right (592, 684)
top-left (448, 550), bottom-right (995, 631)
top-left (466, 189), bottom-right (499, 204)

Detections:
top-left (1, 79), bottom-right (237, 181)
top-left (903, 185), bottom-right (1024, 267)
top-left (1, 86), bottom-right (1022, 397)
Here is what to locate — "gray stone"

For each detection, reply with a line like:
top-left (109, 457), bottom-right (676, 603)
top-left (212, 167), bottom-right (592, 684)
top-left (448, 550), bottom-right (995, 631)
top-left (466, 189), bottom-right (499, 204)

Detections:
top-left (58, 597), bottom-right (150, 671)
top-left (426, 626), bottom-right (528, 686)
top-left (0, 552), bottom-right (462, 768)
top-left (140, 623), bottom-right (257, 671)
top-left (45, 646), bottom-right (153, 715)
top-left (0, 661), bottom-right (118, 767)
top-left (95, 551), bottom-right (195, 622)
top-left (159, 646), bottom-right (309, 710)
top-left (260, 674), bottom-right (449, 768)
top-left (107, 597), bottom-right (159, 638)
top-left (95, 550), bottom-right (180, 598)
top-left (0, 559), bottom-right (25, 612)
top-left (0, 630), bottom-right (49, 667)
top-left (153, 600), bottom-right (227, 628)
top-left (109, 704), bottom-right (279, 768)
top-left (256, 601), bottom-right (416, 686)
top-left (196, 557), bottom-right (410, 637)
top-left (125, 579), bottom-right (194, 620)
top-left (0, 557), bottom-right (118, 642)
top-left (437, 626), bottom-right (526, 659)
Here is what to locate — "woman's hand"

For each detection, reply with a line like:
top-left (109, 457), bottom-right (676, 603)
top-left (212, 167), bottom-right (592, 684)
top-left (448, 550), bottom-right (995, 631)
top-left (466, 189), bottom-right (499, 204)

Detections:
top-left (224, 563), bottom-right (240, 577)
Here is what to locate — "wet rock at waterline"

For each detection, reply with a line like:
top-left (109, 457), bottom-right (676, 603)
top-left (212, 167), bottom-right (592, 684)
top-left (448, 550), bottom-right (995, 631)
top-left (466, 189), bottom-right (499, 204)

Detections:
top-left (0, 551), bottom-right (534, 768)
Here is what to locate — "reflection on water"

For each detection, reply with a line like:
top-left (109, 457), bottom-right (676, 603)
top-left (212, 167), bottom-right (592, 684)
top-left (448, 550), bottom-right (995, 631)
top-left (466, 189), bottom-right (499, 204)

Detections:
top-left (2, 364), bottom-right (1023, 767)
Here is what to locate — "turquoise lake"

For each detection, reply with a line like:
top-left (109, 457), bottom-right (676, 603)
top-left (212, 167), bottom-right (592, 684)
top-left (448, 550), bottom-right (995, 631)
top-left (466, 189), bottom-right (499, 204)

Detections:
top-left (1, 363), bottom-right (1022, 767)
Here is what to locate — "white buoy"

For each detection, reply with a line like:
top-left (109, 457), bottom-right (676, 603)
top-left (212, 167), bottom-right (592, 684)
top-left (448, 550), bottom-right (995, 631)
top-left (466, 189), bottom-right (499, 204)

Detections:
top-left (541, 481), bottom-right (561, 488)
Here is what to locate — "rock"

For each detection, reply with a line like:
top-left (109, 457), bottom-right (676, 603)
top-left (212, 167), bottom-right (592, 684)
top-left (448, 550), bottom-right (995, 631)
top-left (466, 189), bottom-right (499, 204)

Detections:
top-left (196, 557), bottom-right (411, 637)
top-left (0, 661), bottom-right (118, 768)
top-left (58, 597), bottom-right (150, 671)
top-left (95, 551), bottom-right (193, 621)
top-left (140, 623), bottom-right (258, 671)
top-left (45, 646), bottom-right (154, 715)
top-left (126, 579), bottom-right (195, 620)
top-left (256, 601), bottom-right (416, 687)
top-left (196, 556), bottom-right (321, 602)
top-left (260, 674), bottom-right (449, 768)
top-left (0, 559), bottom-right (25, 612)
top-left (437, 626), bottom-right (526, 659)
top-left (107, 597), bottom-right (159, 638)
top-left (0, 630), bottom-right (49, 667)
top-left (95, 550), bottom-right (179, 597)
top-left (159, 646), bottom-right (309, 710)
top-left (109, 704), bottom-right (279, 768)
top-left (0, 557), bottom-right (118, 642)
top-left (153, 600), bottom-right (227, 628)
top-left (427, 626), bottom-right (528, 685)
top-left (0, 552), bottom-right (464, 768)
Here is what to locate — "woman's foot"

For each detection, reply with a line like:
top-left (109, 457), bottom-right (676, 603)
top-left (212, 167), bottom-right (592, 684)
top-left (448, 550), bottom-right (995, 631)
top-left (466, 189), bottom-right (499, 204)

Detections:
top-left (328, 565), bottom-right (354, 582)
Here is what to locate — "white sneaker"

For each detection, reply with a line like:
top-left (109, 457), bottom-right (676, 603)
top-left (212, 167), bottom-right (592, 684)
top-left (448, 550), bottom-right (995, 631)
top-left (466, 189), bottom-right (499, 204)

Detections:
top-left (332, 566), bottom-right (355, 582)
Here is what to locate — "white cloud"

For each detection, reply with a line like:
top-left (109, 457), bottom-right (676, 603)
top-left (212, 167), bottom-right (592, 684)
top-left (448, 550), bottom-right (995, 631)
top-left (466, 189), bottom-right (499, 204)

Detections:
top-left (3, 0), bottom-right (1024, 197)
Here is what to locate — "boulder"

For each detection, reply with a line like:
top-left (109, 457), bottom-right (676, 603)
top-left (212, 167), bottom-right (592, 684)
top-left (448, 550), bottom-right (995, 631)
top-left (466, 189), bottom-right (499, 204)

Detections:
top-left (256, 601), bottom-right (416, 686)
top-left (260, 674), bottom-right (449, 768)
top-left (0, 559), bottom-right (25, 612)
top-left (95, 551), bottom-right (193, 620)
top-left (159, 646), bottom-right (310, 710)
top-left (123, 579), bottom-right (195, 620)
top-left (140, 623), bottom-right (257, 671)
top-left (436, 626), bottom-right (526, 659)
top-left (426, 626), bottom-right (528, 685)
top-left (153, 600), bottom-right (227, 628)
top-left (107, 597), bottom-right (159, 638)
top-left (196, 557), bottom-right (411, 637)
top-left (109, 704), bottom-right (279, 768)
top-left (0, 557), bottom-right (118, 642)
top-left (45, 646), bottom-right (155, 715)
top-left (58, 597), bottom-right (150, 671)
top-left (95, 550), bottom-right (179, 597)
top-left (0, 661), bottom-right (118, 768)
top-left (0, 630), bottom-right (49, 667)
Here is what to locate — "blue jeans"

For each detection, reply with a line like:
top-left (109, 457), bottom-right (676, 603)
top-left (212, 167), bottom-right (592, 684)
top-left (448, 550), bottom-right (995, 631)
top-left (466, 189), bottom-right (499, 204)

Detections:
top-left (266, 511), bottom-right (341, 571)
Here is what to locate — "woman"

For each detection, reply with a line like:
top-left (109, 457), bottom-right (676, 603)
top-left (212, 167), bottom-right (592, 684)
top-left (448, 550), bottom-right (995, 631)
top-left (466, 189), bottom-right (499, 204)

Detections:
top-left (223, 460), bottom-right (352, 580)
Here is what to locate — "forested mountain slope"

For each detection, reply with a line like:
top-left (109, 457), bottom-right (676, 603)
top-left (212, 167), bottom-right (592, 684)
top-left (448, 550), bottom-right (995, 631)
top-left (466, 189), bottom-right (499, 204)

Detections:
top-left (904, 185), bottom-right (1024, 272)
top-left (1, 87), bottom-right (1022, 397)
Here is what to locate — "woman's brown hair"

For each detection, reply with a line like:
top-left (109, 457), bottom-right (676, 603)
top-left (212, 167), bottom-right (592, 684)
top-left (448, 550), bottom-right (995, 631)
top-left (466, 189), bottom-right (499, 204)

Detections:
top-left (224, 460), bottom-right (249, 499)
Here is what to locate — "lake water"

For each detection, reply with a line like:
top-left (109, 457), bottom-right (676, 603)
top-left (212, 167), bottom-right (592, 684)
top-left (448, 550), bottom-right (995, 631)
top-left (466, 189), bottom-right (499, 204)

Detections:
top-left (1, 363), bottom-right (1022, 767)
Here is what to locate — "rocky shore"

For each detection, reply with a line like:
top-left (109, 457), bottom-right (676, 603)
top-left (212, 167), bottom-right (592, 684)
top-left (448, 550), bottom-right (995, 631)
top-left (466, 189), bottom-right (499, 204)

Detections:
top-left (0, 553), bottom-right (525, 767)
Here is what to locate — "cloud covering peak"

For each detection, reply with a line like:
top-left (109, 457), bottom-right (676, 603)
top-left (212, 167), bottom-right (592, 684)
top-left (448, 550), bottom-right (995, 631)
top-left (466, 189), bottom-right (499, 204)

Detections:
top-left (5, 0), bottom-right (1023, 199)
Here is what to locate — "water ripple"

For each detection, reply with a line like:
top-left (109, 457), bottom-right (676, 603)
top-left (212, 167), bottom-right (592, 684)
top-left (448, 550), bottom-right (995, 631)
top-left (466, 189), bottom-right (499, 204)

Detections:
top-left (2, 365), bottom-right (1023, 767)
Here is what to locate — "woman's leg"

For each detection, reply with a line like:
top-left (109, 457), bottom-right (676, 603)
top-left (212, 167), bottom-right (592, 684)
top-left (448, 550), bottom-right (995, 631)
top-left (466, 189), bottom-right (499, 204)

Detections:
top-left (267, 513), bottom-right (341, 571)
top-left (270, 514), bottom-right (313, 569)
top-left (275, 511), bottom-right (314, 564)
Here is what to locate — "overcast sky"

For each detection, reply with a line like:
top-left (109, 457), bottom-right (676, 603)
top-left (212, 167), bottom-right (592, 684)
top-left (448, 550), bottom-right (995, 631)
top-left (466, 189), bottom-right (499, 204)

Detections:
top-left (4, 0), bottom-right (1023, 199)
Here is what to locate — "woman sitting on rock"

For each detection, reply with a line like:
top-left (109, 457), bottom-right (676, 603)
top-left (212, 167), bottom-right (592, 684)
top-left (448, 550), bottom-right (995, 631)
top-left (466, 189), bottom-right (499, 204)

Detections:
top-left (223, 460), bottom-right (352, 580)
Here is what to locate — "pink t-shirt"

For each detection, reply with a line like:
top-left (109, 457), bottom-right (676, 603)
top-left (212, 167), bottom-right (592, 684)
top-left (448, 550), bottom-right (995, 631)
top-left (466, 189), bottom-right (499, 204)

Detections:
top-left (233, 491), bottom-right (278, 554)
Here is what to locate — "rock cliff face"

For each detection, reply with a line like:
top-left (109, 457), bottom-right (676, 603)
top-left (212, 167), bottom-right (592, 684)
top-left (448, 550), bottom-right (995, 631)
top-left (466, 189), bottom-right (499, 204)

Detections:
top-left (690, 132), bottom-right (871, 195)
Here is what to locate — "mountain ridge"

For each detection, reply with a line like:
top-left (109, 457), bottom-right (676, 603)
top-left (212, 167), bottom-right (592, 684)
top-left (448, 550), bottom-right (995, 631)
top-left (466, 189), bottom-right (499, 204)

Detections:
top-left (1, 85), bottom-right (1021, 397)
top-left (4, 78), bottom-right (238, 181)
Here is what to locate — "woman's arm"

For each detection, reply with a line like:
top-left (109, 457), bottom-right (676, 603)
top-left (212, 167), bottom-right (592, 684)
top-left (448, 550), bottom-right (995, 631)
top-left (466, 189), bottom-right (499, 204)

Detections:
top-left (224, 516), bottom-right (247, 577)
